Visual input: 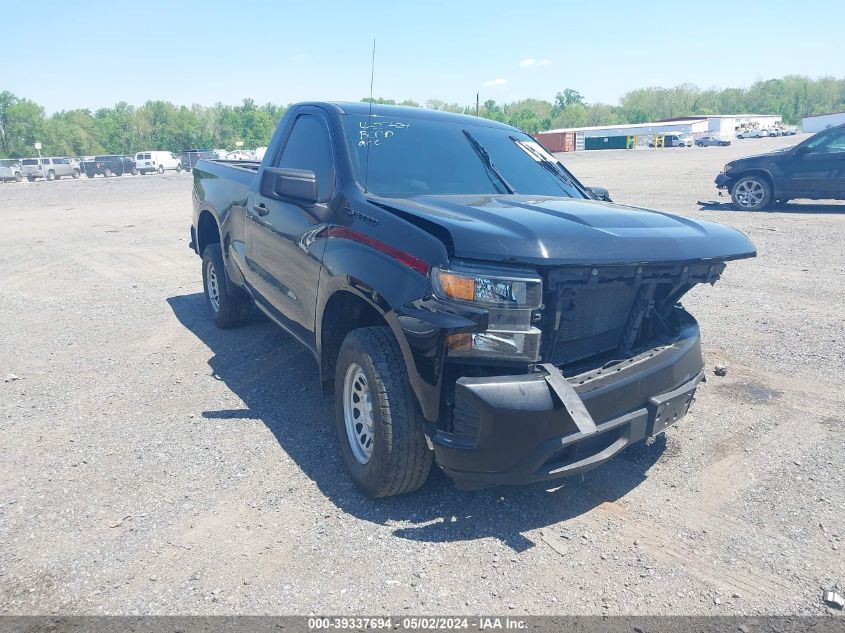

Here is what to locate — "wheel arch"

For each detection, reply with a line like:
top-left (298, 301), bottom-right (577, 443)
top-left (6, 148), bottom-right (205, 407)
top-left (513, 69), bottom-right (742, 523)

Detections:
top-left (732, 168), bottom-right (777, 194)
top-left (318, 288), bottom-right (392, 393)
top-left (196, 208), bottom-right (222, 256)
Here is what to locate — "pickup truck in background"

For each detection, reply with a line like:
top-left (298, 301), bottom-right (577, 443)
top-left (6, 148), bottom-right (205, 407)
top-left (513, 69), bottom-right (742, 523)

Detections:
top-left (190, 102), bottom-right (756, 498)
top-left (83, 155), bottom-right (138, 177)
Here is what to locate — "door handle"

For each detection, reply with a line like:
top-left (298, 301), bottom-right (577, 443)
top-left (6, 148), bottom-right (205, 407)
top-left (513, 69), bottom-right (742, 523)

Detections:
top-left (253, 202), bottom-right (270, 216)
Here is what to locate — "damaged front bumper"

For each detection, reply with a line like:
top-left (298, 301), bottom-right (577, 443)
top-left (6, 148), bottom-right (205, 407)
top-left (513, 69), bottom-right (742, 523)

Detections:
top-left (715, 172), bottom-right (734, 191)
top-left (432, 319), bottom-right (705, 488)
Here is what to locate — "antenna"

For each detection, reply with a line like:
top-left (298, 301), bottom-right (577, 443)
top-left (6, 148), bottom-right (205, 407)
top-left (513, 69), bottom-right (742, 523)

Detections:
top-left (364, 38), bottom-right (376, 193)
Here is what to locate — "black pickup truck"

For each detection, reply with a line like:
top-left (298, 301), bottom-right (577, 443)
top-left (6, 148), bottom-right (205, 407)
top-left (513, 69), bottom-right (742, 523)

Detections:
top-left (83, 155), bottom-right (137, 177)
top-left (190, 102), bottom-right (755, 498)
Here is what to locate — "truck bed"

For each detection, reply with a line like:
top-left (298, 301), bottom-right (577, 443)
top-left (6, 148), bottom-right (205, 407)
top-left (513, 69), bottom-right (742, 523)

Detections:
top-left (194, 159), bottom-right (261, 187)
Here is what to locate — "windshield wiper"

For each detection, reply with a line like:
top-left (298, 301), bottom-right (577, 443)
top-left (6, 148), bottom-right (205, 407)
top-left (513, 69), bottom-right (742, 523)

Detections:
top-left (509, 136), bottom-right (582, 192)
top-left (463, 130), bottom-right (516, 194)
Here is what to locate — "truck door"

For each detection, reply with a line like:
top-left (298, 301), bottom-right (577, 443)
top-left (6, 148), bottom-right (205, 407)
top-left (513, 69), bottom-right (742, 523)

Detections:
top-left (245, 109), bottom-right (336, 348)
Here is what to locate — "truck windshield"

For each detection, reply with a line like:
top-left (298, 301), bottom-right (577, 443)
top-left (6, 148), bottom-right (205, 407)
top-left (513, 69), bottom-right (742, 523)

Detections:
top-left (341, 114), bottom-right (586, 199)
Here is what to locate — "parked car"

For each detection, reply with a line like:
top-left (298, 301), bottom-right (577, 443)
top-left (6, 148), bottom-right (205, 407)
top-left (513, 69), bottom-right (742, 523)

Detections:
top-left (134, 151), bottom-right (183, 174)
top-left (0, 159), bottom-right (22, 182)
top-left (224, 149), bottom-right (256, 161)
top-left (737, 128), bottom-right (769, 139)
top-left (182, 149), bottom-right (217, 172)
top-left (20, 157), bottom-right (80, 181)
top-left (648, 134), bottom-right (693, 147)
top-left (190, 102), bottom-right (755, 497)
top-left (716, 123), bottom-right (845, 210)
top-left (695, 136), bottom-right (731, 147)
top-left (83, 155), bottom-right (137, 177)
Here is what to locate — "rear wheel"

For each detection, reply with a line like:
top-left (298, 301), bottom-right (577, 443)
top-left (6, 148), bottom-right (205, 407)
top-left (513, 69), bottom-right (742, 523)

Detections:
top-left (157, 165), bottom-right (165, 175)
top-left (731, 175), bottom-right (772, 211)
top-left (201, 243), bottom-right (252, 328)
top-left (334, 327), bottom-right (433, 498)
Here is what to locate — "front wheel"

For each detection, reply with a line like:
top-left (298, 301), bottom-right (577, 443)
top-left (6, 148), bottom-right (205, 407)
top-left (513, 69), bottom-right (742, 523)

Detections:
top-left (335, 327), bottom-right (433, 498)
top-left (157, 165), bottom-right (165, 175)
top-left (731, 175), bottom-right (772, 211)
top-left (201, 243), bottom-right (252, 328)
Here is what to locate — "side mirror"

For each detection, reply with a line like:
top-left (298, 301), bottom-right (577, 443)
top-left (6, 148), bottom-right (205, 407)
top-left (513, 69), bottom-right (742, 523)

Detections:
top-left (588, 186), bottom-right (612, 202)
top-left (260, 167), bottom-right (318, 204)
top-left (795, 145), bottom-right (811, 157)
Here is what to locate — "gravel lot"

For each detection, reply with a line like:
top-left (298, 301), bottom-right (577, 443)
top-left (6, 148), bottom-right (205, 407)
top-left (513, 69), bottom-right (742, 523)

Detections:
top-left (1, 135), bottom-right (842, 616)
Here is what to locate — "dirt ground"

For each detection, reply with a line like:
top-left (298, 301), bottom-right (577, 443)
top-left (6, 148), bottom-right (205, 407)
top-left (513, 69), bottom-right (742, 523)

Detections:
top-left (0, 135), bottom-right (842, 616)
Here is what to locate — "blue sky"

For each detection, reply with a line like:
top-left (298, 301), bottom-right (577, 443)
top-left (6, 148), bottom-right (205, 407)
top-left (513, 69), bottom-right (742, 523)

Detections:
top-left (5, 0), bottom-right (843, 113)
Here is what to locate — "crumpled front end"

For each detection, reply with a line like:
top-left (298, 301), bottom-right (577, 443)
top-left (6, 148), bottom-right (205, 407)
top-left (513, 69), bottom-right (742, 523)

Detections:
top-left (431, 259), bottom-right (727, 487)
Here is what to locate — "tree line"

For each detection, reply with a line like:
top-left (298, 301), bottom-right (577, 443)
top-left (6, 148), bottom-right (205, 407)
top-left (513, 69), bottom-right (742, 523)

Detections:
top-left (1, 75), bottom-right (843, 159)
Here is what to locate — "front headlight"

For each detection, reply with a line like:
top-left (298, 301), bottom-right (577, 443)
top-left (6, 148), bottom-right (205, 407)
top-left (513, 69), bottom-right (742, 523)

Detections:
top-left (432, 265), bottom-right (543, 362)
top-left (723, 163), bottom-right (734, 173)
top-left (432, 266), bottom-right (542, 309)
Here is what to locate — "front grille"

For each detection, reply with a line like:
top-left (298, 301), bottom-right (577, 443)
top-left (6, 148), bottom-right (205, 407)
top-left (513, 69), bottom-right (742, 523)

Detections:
top-left (551, 284), bottom-right (639, 366)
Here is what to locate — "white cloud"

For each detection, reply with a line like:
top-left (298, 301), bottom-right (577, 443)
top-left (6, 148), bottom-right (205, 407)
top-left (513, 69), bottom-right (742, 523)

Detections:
top-left (482, 78), bottom-right (507, 88)
top-left (520, 58), bottom-right (551, 68)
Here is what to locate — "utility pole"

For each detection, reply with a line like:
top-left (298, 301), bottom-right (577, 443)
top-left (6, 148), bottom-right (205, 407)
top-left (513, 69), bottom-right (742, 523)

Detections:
top-left (476, 92), bottom-right (480, 117)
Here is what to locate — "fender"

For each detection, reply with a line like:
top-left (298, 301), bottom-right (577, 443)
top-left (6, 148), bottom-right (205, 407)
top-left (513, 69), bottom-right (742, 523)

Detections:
top-left (316, 215), bottom-right (476, 421)
top-left (732, 167), bottom-right (780, 196)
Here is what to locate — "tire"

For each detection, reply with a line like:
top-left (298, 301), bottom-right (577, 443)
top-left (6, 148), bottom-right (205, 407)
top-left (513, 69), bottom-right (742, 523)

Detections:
top-left (72, 169), bottom-right (80, 179)
top-left (14, 172), bottom-right (22, 182)
top-left (46, 170), bottom-right (55, 181)
top-left (157, 165), bottom-right (164, 175)
top-left (104, 168), bottom-right (112, 178)
top-left (334, 327), bottom-right (433, 498)
top-left (176, 164), bottom-right (183, 173)
top-left (132, 168), bottom-right (138, 176)
top-left (201, 243), bottom-right (251, 328)
top-left (731, 175), bottom-right (772, 211)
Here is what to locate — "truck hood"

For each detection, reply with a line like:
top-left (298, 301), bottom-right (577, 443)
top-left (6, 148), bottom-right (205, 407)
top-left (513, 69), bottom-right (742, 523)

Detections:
top-left (371, 194), bottom-right (756, 266)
